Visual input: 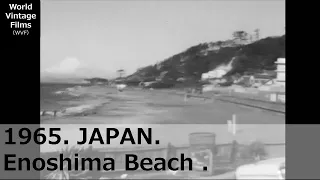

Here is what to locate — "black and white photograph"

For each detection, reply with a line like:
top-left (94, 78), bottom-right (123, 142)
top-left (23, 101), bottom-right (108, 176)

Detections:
top-left (39, 0), bottom-right (285, 179)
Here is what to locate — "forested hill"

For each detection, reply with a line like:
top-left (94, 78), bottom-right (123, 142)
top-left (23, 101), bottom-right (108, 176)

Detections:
top-left (125, 34), bottom-right (285, 85)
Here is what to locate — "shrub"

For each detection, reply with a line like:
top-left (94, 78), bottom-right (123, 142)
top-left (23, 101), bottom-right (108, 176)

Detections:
top-left (239, 140), bottom-right (268, 160)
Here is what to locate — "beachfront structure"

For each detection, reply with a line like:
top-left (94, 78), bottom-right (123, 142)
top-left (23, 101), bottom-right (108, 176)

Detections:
top-left (251, 74), bottom-right (277, 88)
top-left (234, 75), bottom-right (254, 86)
top-left (116, 84), bottom-right (127, 91)
top-left (275, 58), bottom-right (285, 86)
top-left (253, 74), bottom-right (274, 84)
top-left (81, 80), bottom-right (90, 84)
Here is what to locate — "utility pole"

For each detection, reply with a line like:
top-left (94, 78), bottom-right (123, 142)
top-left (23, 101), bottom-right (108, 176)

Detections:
top-left (228, 114), bottom-right (238, 163)
top-left (117, 69), bottom-right (125, 78)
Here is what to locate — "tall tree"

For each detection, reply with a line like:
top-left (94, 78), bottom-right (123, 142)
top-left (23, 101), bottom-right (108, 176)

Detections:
top-left (232, 31), bottom-right (249, 41)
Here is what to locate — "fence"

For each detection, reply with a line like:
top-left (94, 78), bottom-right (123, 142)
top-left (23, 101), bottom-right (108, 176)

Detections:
top-left (226, 90), bottom-right (285, 104)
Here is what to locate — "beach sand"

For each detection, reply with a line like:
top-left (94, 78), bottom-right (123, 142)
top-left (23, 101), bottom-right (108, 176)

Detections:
top-left (42, 86), bottom-right (284, 124)
top-left (41, 86), bottom-right (285, 155)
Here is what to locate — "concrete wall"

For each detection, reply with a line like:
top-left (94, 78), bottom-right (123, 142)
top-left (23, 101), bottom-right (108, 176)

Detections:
top-left (216, 89), bottom-right (285, 104)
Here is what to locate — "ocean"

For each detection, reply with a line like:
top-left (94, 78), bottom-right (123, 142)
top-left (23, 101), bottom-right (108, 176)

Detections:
top-left (40, 83), bottom-right (120, 121)
top-left (41, 83), bottom-right (81, 111)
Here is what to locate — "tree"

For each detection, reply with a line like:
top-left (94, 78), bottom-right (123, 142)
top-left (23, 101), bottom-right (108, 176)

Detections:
top-left (216, 41), bottom-right (223, 48)
top-left (248, 141), bottom-right (268, 161)
top-left (232, 31), bottom-right (249, 42)
top-left (239, 140), bottom-right (268, 160)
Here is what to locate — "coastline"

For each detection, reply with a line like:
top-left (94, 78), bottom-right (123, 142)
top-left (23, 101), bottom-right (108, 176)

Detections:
top-left (40, 85), bottom-right (285, 179)
top-left (41, 85), bottom-right (285, 124)
top-left (40, 85), bottom-right (285, 153)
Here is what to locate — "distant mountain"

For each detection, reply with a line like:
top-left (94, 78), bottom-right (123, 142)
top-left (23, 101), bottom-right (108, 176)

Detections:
top-left (40, 75), bottom-right (85, 84)
top-left (84, 77), bottom-right (108, 84)
top-left (125, 35), bottom-right (285, 86)
top-left (41, 67), bottom-right (113, 83)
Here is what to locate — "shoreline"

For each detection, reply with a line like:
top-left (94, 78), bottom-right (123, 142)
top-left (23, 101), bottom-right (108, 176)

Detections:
top-left (40, 86), bottom-right (285, 152)
top-left (40, 85), bottom-right (285, 179)
top-left (40, 123), bottom-right (285, 152)
top-left (41, 85), bottom-right (285, 124)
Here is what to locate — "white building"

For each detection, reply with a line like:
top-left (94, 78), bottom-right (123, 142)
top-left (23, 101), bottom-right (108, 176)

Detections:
top-left (275, 58), bottom-right (285, 86)
top-left (81, 80), bottom-right (90, 84)
top-left (116, 84), bottom-right (127, 91)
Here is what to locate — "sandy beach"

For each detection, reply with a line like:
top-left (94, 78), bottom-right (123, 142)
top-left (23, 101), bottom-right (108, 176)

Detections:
top-left (41, 86), bottom-right (285, 155)
top-left (41, 86), bottom-right (285, 124)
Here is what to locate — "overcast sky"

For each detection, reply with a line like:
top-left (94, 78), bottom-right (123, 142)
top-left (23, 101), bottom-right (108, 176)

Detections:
top-left (40, 0), bottom-right (285, 79)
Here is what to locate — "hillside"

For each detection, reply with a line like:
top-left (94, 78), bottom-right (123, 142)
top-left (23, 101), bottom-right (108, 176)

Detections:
top-left (125, 35), bottom-right (285, 87)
